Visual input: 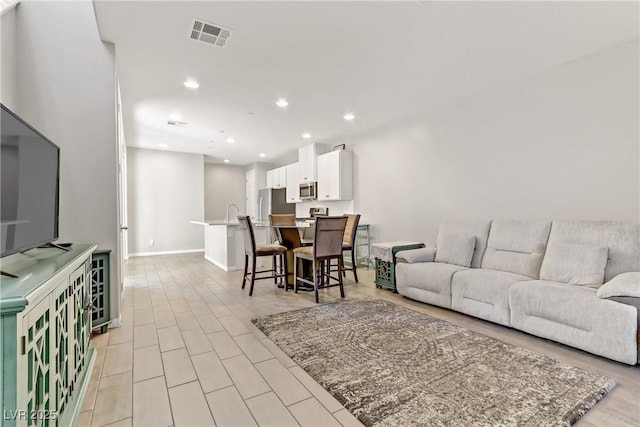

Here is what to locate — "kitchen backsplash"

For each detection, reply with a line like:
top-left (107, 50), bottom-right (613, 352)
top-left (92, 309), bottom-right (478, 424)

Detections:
top-left (295, 200), bottom-right (355, 217)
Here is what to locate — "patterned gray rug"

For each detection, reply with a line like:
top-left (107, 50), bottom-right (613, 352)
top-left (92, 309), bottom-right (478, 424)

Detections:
top-left (252, 298), bottom-right (616, 427)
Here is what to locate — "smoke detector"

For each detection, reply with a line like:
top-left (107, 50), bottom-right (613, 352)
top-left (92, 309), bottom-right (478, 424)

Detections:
top-left (190, 19), bottom-right (231, 47)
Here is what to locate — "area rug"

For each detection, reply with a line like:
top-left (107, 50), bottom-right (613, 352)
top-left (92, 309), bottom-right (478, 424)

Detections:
top-left (252, 298), bottom-right (615, 427)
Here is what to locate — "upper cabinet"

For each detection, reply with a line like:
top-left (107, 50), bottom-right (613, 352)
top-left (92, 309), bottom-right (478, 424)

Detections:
top-left (317, 150), bottom-right (353, 201)
top-left (285, 162), bottom-right (301, 203)
top-left (298, 143), bottom-right (328, 183)
top-left (266, 166), bottom-right (287, 189)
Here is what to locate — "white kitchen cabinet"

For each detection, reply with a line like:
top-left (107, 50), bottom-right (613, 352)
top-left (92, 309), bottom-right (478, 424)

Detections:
top-left (285, 162), bottom-right (301, 203)
top-left (266, 169), bottom-right (275, 189)
top-left (265, 166), bottom-right (286, 189)
top-left (246, 169), bottom-right (257, 219)
top-left (317, 150), bottom-right (353, 201)
top-left (298, 143), bottom-right (328, 183)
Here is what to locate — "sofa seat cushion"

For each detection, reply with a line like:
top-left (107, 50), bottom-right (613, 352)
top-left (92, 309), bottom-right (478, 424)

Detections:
top-left (396, 262), bottom-right (467, 309)
top-left (510, 280), bottom-right (638, 364)
top-left (451, 269), bottom-right (530, 326)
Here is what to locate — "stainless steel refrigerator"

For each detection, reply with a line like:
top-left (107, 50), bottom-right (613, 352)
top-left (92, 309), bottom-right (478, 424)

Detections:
top-left (258, 188), bottom-right (295, 241)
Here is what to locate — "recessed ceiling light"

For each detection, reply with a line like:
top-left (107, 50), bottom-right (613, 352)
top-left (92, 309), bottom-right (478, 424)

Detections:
top-left (302, 132), bottom-right (311, 139)
top-left (223, 159), bottom-right (230, 163)
top-left (259, 153), bottom-right (266, 158)
top-left (184, 79), bottom-right (199, 89)
top-left (275, 98), bottom-right (288, 108)
top-left (226, 137), bottom-right (235, 144)
top-left (169, 112), bottom-right (182, 120)
top-left (343, 113), bottom-right (355, 121)
top-left (159, 143), bottom-right (168, 148)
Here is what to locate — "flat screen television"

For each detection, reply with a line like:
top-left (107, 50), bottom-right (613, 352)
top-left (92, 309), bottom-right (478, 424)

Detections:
top-left (1, 104), bottom-right (60, 258)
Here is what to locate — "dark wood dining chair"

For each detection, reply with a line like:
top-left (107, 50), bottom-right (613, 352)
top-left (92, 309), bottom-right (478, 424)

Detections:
top-left (269, 214), bottom-right (300, 289)
top-left (237, 215), bottom-right (287, 296)
top-left (341, 214), bottom-right (362, 282)
top-left (293, 216), bottom-right (348, 303)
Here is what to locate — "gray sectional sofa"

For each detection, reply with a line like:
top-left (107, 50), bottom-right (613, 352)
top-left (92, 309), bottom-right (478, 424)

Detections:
top-left (395, 220), bottom-right (640, 365)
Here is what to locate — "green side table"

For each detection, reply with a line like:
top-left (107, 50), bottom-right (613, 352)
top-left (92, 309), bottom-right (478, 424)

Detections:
top-left (91, 250), bottom-right (111, 333)
top-left (372, 242), bottom-right (425, 292)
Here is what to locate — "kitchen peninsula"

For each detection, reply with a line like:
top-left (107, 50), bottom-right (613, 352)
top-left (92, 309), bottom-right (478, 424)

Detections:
top-left (190, 220), bottom-right (269, 271)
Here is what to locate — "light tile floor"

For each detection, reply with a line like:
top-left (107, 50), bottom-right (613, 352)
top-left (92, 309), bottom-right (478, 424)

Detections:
top-left (80, 253), bottom-right (639, 426)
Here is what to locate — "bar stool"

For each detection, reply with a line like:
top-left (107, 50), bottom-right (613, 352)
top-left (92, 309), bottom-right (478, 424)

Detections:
top-left (237, 215), bottom-right (287, 296)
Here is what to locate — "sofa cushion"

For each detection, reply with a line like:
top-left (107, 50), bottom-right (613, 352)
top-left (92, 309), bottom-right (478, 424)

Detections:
top-left (539, 243), bottom-right (608, 286)
top-left (451, 269), bottom-right (530, 326)
top-left (596, 272), bottom-right (640, 298)
top-left (436, 220), bottom-right (492, 268)
top-left (396, 262), bottom-right (467, 309)
top-left (545, 221), bottom-right (640, 282)
top-left (435, 233), bottom-right (475, 267)
top-left (510, 280), bottom-right (638, 364)
top-left (481, 220), bottom-right (551, 278)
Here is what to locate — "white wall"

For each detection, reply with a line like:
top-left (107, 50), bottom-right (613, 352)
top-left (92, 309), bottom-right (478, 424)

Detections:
top-left (3, 1), bottom-right (121, 321)
top-left (351, 40), bottom-right (639, 244)
top-left (0, 7), bottom-right (17, 109)
top-left (204, 163), bottom-right (246, 220)
top-left (127, 148), bottom-right (204, 255)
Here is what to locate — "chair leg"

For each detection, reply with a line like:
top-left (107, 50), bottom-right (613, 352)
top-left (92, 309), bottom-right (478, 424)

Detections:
top-left (273, 255), bottom-right (277, 284)
top-left (249, 256), bottom-right (257, 296)
top-left (313, 259), bottom-right (319, 303)
top-left (351, 247), bottom-right (359, 283)
top-left (338, 257), bottom-right (345, 298)
top-left (281, 253), bottom-right (287, 291)
top-left (293, 254), bottom-right (298, 293)
top-left (241, 254), bottom-right (249, 289)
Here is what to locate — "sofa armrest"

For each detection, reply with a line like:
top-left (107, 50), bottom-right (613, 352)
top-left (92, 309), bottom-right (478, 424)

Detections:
top-left (597, 272), bottom-right (640, 298)
top-left (396, 247), bottom-right (437, 264)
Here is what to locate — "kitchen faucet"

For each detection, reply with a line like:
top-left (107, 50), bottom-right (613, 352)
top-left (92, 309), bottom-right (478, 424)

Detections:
top-left (226, 203), bottom-right (240, 223)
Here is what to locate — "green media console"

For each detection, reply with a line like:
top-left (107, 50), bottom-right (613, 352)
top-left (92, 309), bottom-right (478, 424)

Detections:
top-left (0, 244), bottom-right (97, 427)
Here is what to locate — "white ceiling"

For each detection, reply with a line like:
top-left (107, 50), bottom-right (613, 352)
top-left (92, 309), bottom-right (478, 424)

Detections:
top-left (93, 1), bottom-right (639, 166)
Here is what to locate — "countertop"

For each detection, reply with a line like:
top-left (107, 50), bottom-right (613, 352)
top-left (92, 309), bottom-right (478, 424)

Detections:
top-left (190, 220), bottom-right (271, 226)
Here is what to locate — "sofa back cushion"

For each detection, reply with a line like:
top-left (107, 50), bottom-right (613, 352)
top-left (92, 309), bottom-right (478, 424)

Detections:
top-left (434, 233), bottom-right (475, 267)
top-left (542, 221), bottom-right (640, 282)
top-left (481, 220), bottom-right (552, 278)
top-left (436, 220), bottom-right (492, 268)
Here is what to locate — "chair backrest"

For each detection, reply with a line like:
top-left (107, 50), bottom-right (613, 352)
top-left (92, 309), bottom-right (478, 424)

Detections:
top-left (269, 214), bottom-right (295, 226)
top-left (269, 214), bottom-right (300, 249)
top-left (314, 216), bottom-right (348, 259)
top-left (343, 214), bottom-right (361, 246)
top-left (237, 215), bottom-right (256, 256)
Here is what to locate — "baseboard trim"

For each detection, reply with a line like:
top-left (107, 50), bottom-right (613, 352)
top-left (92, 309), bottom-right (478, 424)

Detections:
top-left (204, 255), bottom-right (241, 272)
top-left (128, 248), bottom-right (204, 258)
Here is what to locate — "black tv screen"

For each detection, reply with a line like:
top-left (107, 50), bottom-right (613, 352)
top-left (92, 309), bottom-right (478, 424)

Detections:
top-left (1, 104), bottom-right (60, 258)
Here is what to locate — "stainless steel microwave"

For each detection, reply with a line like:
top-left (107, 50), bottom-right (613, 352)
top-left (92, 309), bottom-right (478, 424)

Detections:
top-left (299, 182), bottom-right (317, 200)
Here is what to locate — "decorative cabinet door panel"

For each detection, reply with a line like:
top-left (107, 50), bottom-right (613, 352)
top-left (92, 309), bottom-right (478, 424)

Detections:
top-left (21, 297), bottom-right (53, 427)
top-left (52, 280), bottom-right (71, 423)
top-left (70, 263), bottom-right (90, 394)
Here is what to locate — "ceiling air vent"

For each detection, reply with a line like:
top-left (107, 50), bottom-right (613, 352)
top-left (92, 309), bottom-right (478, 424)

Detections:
top-left (167, 120), bottom-right (189, 127)
top-left (190, 18), bottom-right (231, 48)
